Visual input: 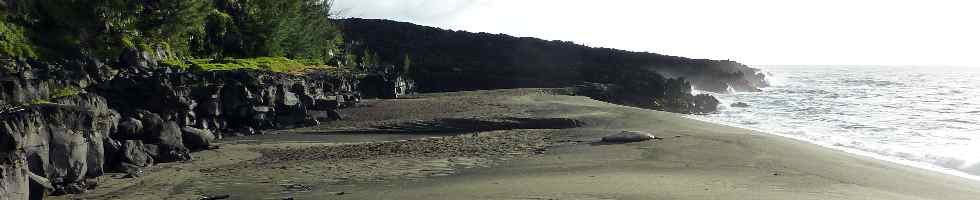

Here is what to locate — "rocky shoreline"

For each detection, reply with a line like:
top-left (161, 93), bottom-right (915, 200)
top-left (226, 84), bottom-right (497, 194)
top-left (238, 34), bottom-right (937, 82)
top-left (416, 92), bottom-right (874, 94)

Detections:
top-left (26, 88), bottom-right (980, 200)
top-left (2, 55), bottom-right (729, 199)
top-left (1, 3), bottom-right (766, 199)
top-left (43, 89), bottom-right (583, 199)
top-left (1, 57), bottom-right (361, 198)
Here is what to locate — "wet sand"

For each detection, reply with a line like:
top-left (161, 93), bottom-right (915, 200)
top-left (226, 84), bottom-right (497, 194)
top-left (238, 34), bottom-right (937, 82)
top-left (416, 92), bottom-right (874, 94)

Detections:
top-left (59, 89), bottom-right (980, 199)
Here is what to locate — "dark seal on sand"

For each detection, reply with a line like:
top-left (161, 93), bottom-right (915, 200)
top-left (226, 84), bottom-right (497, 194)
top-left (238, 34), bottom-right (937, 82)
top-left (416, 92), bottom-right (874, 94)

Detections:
top-left (601, 131), bottom-right (656, 143)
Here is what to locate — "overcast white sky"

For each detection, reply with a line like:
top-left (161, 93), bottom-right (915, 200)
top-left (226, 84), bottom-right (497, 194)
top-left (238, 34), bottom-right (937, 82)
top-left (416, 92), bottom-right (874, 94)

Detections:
top-left (333, 0), bottom-right (980, 66)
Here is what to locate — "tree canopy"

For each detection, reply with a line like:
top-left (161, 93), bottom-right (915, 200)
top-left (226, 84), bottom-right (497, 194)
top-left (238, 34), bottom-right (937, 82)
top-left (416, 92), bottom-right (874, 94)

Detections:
top-left (0, 0), bottom-right (342, 63)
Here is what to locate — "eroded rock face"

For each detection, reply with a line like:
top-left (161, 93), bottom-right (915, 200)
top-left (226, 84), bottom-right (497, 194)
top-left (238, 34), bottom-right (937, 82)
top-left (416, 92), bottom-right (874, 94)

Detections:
top-left (99, 70), bottom-right (354, 137)
top-left (1, 59), bottom-right (105, 111)
top-left (1, 59), bottom-right (117, 198)
top-left (1, 102), bottom-right (115, 195)
top-left (2, 58), bottom-right (360, 197)
top-left (1, 123), bottom-right (30, 200)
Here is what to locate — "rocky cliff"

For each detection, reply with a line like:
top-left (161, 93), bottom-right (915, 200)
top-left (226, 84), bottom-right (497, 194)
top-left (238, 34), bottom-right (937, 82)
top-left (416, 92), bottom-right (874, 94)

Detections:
top-left (0, 57), bottom-right (359, 198)
top-left (0, 18), bottom-right (769, 198)
top-left (339, 18), bottom-right (769, 93)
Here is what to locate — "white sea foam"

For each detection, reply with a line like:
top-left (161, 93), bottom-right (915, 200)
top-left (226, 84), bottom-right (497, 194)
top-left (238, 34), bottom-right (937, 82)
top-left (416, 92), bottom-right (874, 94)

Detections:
top-left (725, 83), bottom-right (737, 94)
top-left (690, 65), bottom-right (980, 181)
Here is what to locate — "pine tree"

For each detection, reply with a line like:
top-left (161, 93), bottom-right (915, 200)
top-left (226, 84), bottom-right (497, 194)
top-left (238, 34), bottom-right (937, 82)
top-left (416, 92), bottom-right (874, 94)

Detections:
top-left (2, 0), bottom-right (342, 62)
top-left (139, 0), bottom-right (211, 55)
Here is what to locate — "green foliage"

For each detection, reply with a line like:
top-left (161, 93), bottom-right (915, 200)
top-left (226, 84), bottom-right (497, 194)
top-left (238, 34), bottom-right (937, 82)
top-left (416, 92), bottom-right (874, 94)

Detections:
top-left (1, 0), bottom-right (341, 64)
top-left (1, 2), bottom-right (36, 58)
top-left (360, 49), bottom-right (380, 71)
top-left (296, 58), bottom-right (326, 66)
top-left (138, 0), bottom-right (211, 57)
top-left (160, 58), bottom-right (193, 70)
top-left (0, 21), bottom-right (37, 58)
top-left (280, 0), bottom-right (342, 61)
top-left (50, 86), bottom-right (82, 99)
top-left (183, 57), bottom-right (329, 73)
top-left (197, 0), bottom-right (341, 62)
top-left (26, 0), bottom-right (141, 59)
top-left (192, 9), bottom-right (233, 59)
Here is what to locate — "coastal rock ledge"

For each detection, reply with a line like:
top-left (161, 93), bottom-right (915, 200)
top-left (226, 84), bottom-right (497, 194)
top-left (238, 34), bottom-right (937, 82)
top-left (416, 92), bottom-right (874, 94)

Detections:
top-left (0, 58), bottom-right (361, 198)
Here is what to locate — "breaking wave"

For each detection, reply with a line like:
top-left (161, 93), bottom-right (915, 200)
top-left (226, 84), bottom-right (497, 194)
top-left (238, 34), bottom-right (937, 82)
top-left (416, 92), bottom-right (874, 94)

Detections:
top-left (690, 65), bottom-right (980, 181)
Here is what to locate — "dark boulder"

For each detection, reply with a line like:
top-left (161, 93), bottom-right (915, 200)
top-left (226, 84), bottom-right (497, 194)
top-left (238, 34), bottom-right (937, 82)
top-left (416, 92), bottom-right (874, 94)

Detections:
top-left (181, 127), bottom-right (215, 150)
top-left (119, 140), bottom-right (153, 168)
top-left (141, 143), bottom-right (188, 163)
top-left (156, 121), bottom-right (185, 148)
top-left (126, 111), bottom-right (189, 162)
top-left (692, 94), bottom-right (720, 114)
top-left (141, 121), bottom-right (190, 162)
top-left (731, 102), bottom-right (750, 108)
top-left (114, 117), bottom-right (143, 140)
top-left (135, 111), bottom-right (165, 138)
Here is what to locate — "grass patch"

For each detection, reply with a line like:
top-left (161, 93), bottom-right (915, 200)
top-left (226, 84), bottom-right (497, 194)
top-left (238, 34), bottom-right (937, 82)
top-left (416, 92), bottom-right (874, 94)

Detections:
top-left (28, 99), bottom-right (52, 105)
top-left (160, 59), bottom-right (194, 70)
top-left (160, 57), bottom-right (369, 79)
top-left (163, 57), bottom-right (336, 73)
top-left (197, 57), bottom-right (304, 72)
top-left (50, 86), bottom-right (82, 99)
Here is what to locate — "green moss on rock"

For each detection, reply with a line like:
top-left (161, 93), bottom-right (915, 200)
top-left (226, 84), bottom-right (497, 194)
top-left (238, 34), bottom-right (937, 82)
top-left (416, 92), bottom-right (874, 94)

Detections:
top-left (50, 86), bottom-right (83, 99)
top-left (183, 57), bottom-right (331, 73)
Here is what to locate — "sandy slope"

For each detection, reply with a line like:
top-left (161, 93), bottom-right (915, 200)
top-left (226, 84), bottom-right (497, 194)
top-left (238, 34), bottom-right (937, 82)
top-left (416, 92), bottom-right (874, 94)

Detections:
top-left (59, 89), bottom-right (980, 200)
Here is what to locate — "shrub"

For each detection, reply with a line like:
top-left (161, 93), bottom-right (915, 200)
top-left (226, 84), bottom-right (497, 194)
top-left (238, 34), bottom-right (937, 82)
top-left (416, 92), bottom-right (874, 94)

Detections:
top-left (0, 21), bottom-right (36, 59)
top-left (50, 86), bottom-right (82, 99)
top-left (184, 57), bottom-right (330, 73)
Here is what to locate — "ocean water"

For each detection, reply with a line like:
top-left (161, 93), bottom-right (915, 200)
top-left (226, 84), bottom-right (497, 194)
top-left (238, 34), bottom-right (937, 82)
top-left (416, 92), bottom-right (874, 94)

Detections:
top-left (690, 65), bottom-right (980, 180)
